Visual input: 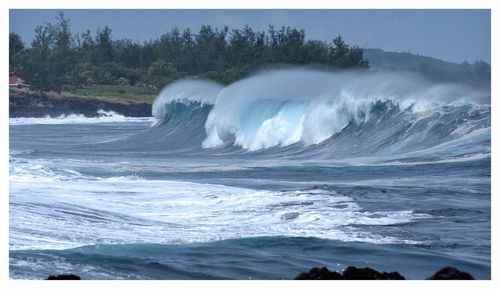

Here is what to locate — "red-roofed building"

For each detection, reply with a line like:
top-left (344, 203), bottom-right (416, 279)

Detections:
top-left (9, 73), bottom-right (20, 86)
top-left (9, 72), bottom-right (29, 88)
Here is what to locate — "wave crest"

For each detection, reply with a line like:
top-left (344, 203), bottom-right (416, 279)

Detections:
top-left (152, 79), bottom-right (223, 122)
top-left (201, 69), bottom-right (489, 151)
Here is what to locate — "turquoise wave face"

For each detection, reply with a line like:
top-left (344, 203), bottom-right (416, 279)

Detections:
top-left (140, 69), bottom-right (491, 161)
top-left (9, 68), bottom-right (491, 280)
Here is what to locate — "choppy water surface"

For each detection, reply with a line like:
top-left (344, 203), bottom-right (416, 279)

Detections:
top-left (9, 69), bottom-right (491, 279)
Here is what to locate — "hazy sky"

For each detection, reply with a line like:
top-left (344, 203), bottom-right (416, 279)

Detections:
top-left (9, 9), bottom-right (490, 64)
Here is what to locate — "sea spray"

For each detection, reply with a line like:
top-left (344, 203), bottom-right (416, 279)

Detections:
top-left (9, 68), bottom-right (492, 280)
top-left (152, 78), bottom-right (223, 122)
top-left (201, 68), bottom-right (488, 150)
top-left (110, 68), bottom-right (490, 159)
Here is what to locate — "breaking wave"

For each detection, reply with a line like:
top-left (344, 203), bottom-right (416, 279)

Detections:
top-left (145, 68), bottom-right (490, 161)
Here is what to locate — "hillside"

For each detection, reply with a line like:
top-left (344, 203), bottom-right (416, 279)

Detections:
top-left (363, 48), bottom-right (490, 90)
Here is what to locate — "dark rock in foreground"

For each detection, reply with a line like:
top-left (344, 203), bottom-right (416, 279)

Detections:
top-left (295, 267), bottom-right (343, 280)
top-left (295, 266), bottom-right (474, 280)
top-left (342, 266), bottom-right (405, 280)
top-left (44, 266), bottom-right (476, 280)
top-left (428, 266), bottom-right (475, 280)
top-left (295, 266), bottom-right (404, 280)
top-left (46, 274), bottom-right (81, 280)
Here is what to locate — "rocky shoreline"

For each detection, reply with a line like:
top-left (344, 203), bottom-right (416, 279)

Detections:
top-left (45, 266), bottom-right (475, 280)
top-left (9, 91), bottom-right (152, 118)
top-left (294, 266), bottom-right (475, 280)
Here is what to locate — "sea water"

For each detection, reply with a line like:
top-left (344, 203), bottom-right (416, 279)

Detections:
top-left (9, 69), bottom-right (491, 279)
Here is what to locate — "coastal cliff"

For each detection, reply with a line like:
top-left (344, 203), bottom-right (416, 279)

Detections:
top-left (9, 89), bottom-right (152, 118)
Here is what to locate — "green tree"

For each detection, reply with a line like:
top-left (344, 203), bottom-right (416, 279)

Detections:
top-left (115, 39), bottom-right (142, 68)
top-left (155, 28), bottom-right (183, 66)
top-left (303, 40), bottom-right (329, 64)
top-left (228, 26), bottom-right (255, 67)
top-left (21, 12), bottom-right (76, 93)
top-left (329, 35), bottom-right (368, 68)
top-left (77, 29), bottom-right (95, 62)
top-left (9, 33), bottom-right (24, 54)
top-left (13, 13), bottom-right (371, 93)
top-left (148, 59), bottom-right (177, 77)
top-left (178, 29), bottom-right (196, 72)
top-left (194, 25), bottom-right (228, 72)
top-left (22, 21), bottom-right (55, 93)
top-left (92, 26), bottom-right (114, 64)
top-left (9, 32), bottom-right (25, 71)
top-left (50, 12), bottom-right (76, 92)
top-left (227, 26), bottom-right (266, 68)
top-left (146, 59), bottom-right (178, 88)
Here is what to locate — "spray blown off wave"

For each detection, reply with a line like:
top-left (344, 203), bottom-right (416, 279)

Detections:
top-left (9, 68), bottom-right (492, 280)
top-left (148, 69), bottom-right (490, 159)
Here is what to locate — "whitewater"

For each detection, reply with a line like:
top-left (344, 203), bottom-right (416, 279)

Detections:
top-left (9, 68), bottom-right (490, 279)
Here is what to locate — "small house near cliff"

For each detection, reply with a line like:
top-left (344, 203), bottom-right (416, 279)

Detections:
top-left (9, 72), bottom-right (29, 88)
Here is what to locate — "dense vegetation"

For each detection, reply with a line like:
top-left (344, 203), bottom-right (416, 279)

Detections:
top-left (9, 12), bottom-right (369, 94)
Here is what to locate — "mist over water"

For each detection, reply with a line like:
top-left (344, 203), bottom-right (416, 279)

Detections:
top-left (150, 68), bottom-right (490, 160)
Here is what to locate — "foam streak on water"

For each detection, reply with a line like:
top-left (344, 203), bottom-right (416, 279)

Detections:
top-left (9, 157), bottom-right (429, 251)
top-left (8, 68), bottom-right (491, 279)
top-left (9, 109), bottom-right (155, 126)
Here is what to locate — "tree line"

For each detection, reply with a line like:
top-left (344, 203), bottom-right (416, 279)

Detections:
top-left (9, 12), bottom-right (369, 93)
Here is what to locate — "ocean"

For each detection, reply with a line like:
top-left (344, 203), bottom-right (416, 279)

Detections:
top-left (9, 69), bottom-right (491, 279)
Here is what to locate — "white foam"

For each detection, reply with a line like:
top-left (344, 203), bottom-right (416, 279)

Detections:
top-left (9, 110), bottom-right (155, 125)
top-left (9, 158), bottom-right (429, 250)
top-left (202, 68), bottom-right (488, 150)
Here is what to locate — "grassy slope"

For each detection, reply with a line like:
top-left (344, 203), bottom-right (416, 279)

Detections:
top-left (62, 85), bottom-right (157, 104)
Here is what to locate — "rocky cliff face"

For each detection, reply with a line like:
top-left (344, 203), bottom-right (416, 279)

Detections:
top-left (9, 93), bottom-right (152, 118)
